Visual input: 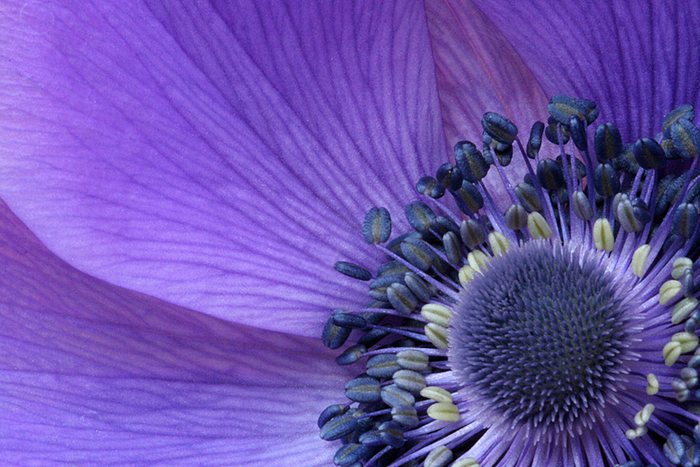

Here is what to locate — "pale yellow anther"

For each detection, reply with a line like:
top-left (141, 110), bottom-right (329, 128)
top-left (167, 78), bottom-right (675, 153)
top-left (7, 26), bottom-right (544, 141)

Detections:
top-left (527, 212), bottom-right (551, 239)
top-left (458, 265), bottom-right (477, 286)
top-left (631, 244), bottom-right (651, 278)
top-left (467, 250), bottom-right (490, 272)
top-left (660, 280), bottom-right (682, 305)
top-left (625, 426), bottom-right (648, 440)
top-left (488, 232), bottom-right (509, 256)
top-left (420, 303), bottom-right (453, 328)
top-left (663, 341), bottom-right (682, 366)
top-left (593, 218), bottom-right (614, 252)
top-left (633, 403), bottom-right (655, 427)
top-left (420, 386), bottom-right (453, 403)
top-left (451, 458), bottom-right (480, 467)
top-left (424, 323), bottom-right (449, 350)
top-left (672, 331), bottom-right (699, 353)
top-left (426, 402), bottom-right (460, 422)
top-left (646, 373), bottom-right (659, 395)
top-left (672, 297), bottom-right (698, 324)
top-left (672, 257), bottom-right (693, 279)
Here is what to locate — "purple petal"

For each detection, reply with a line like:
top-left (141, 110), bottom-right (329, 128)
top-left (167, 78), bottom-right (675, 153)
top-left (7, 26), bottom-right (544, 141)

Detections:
top-left (0, 0), bottom-right (446, 336)
top-left (428, 0), bottom-right (700, 141)
top-left (0, 199), bottom-right (349, 464)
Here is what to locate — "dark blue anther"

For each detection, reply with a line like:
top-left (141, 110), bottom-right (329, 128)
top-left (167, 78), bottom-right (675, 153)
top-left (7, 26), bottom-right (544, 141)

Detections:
top-left (323, 316), bottom-right (352, 349)
top-left (556, 154), bottom-right (586, 180)
top-left (366, 354), bottom-right (402, 378)
top-left (481, 111), bottom-right (518, 145)
top-left (400, 238), bottom-right (434, 272)
top-left (568, 116), bottom-right (588, 151)
top-left (443, 231), bottom-right (462, 265)
top-left (460, 219), bottom-right (485, 248)
top-left (594, 122), bottom-right (623, 162)
top-left (545, 121), bottom-right (569, 145)
top-left (335, 261), bottom-right (372, 281)
top-left (431, 215), bottom-right (459, 237)
top-left (435, 163), bottom-right (463, 192)
top-left (357, 430), bottom-right (384, 447)
top-left (336, 344), bottom-right (367, 366)
top-left (333, 311), bottom-right (368, 329)
top-left (683, 444), bottom-right (700, 467)
top-left (387, 283), bottom-right (418, 314)
top-left (386, 232), bottom-right (419, 256)
top-left (505, 204), bottom-right (528, 230)
top-left (334, 443), bottom-right (371, 466)
top-left (526, 121), bottom-right (544, 159)
top-left (664, 432), bottom-right (686, 465)
top-left (494, 142), bottom-right (514, 166)
top-left (378, 421), bottom-right (405, 448)
top-left (451, 180), bottom-right (484, 214)
top-left (380, 384), bottom-right (416, 408)
top-left (404, 272), bottom-right (432, 302)
top-left (455, 140), bottom-right (490, 183)
top-left (345, 376), bottom-right (381, 403)
top-left (416, 176), bottom-right (444, 199)
top-left (663, 104), bottom-right (695, 134)
top-left (318, 404), bottom-right (348, 429)
top-left (673, 203), bottom-right (699, 239)
top-left (515, 182), bottom-right (542, 212)
top-left (405, 201), bottom-right (437, 233)
top-left (630, 198), bottom-right (651, 226)
top-left (593, 163), bottom-right (620, 197)
top-left (358, 328), bottom-right (388, 347)
top-left (537, 159), bottom-right (565, 191)
top-left (548, 95), bottom-right (598, 125)
top-left (362, 207), bottom-right (392, 244)
top-left (671, 118), bottom-right (700, 159)
top-left (377, 260), bottom-right (409, 278)
top-left (391, 405), bottom-right (419, 427)
top-left (611, 147), bottom-right (640, 174)
top-left (320, 412), bottom-right (358, 441)
top-left (572, 191), bottom-right (593, 221)
top-left (632, 138), bottom-right (666, 169)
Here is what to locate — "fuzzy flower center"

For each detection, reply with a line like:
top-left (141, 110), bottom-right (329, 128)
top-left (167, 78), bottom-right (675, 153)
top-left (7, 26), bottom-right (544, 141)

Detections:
top-left (450, 240), bottom-right (629, 432)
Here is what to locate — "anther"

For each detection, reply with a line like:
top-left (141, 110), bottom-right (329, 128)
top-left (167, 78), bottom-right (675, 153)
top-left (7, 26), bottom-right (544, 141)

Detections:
top-left (421, 303), bottom-right (453, 328)
top-left (332, 311), bottom-right (367, 329)
top-left (452, 180), bottom-right (484, 214)
top-left (614, 194), bottom-right (643, 233)
top-left (673, 203), bottom-right (699, 238)
top-left (633, 403), bottom-right (655, 427)
top-left (320, 411), bottom-right (358, 441)
top-left (670, 118), bottom-right (700, 159)
top-left (380, 384), bottom-right (416, 408)
top-left (424, 323), bottom-right (449, 349)
top-left (481, 112), bottom-right (518, 145)
top-left (436, 163), bottom-right (463, 191)
top-left (451, 458), bottom-right (480, 467)
top-left (404, 272), bottom-right (432, 302)
top-left (671, 297), bottom-right (698, 324)
top-left (593, 218), bottom-right (614, 252)
top-left (663, 105), bottom-right (695, 133)
top-left (672, 331), bottom-right (699, 353)
top-left (467, 250), bottom-right (490, 272)
top-left (334, 261), bottom-right (372, 281)
top-left (460, 220), bottom-right (486, 249)
top-left (458, 265), bottom-right (477, 286)
top-left (334, 443), bottom-right (371, 467)
top-left (455, 140), bottom-right (490, 183)
top-left (632, 138), bottom-right (666, 169)
top-left (424, 446), bottom-right (453, 467)
top-left (345, 376), bottom-right (381, 403)
top-left (367, 354), bottom-right (402, 378)
top-left (568, 115), bottom-right (588, 151)
top-left (420, 386), bottom-right (453, 403)
top-left (505, 204), bottom-right (529, 230)
top-left (416, 175), bottom-right (444, 198)
top-left (527, 212), bottom-right (552, 239)
top-left (527, 121), bottom-right (544, 159)
top-left (537, 159), bottom-right (565, 191)
top-left (594, 122), bottom-right (623, 162)
top-left (488, 231), bottom-right (509, 256)
top-left (548, 95), bottom-right (598, 125)
top-left (626, 426), bottom-right (648, 440)
top-left (664, 341), bottom-right (682, 366)
top-left (318, 404), bottom-right (348, 429)
top-left (362, 207), bottom-right (392, 244)
top-left (391, 405), bottom-right (419, 427)
top-left (664, 432), bottom-right (685, 465)
top-left (682, 367), bottom-right (699, 388)
top-left (673, 258), bottom-right (694, 279)
top-left (631, 244), bottom-right (651, 278)
top-left (660, 280), bottom-right (682, 305)
top-left (427, 402), bottom-right (461, 422)
top-left (646, 373), bottom-right (659, 395)
top-left (393, 369), bottom-right (427, 393)
top-left (396, 349), bottom-right (429, 371)
top-left (405, 201), bottom-right (436, 233)
top-left (336, 344), bottom-right (366, 365)
top-left (594, 163), bottom-right (620, 197)
top-left (377, 421), bottom-right (405, 448)
top-left (442, 231), bottom-right (462, 265)
top-left (400, 238), bottom-right (435, 272)
top-left (387, 283), bottom-right (418, 314)
top-left (322, 316), bottom-right (352, 349)
top-left (494, 142), bottom-right (513, 166)
top-left (572, 191), bottom-right (593, 220)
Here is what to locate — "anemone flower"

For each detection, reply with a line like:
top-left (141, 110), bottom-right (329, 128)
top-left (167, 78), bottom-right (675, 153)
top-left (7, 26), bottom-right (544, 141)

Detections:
top-left (1, 1), bottom-right (700, 466)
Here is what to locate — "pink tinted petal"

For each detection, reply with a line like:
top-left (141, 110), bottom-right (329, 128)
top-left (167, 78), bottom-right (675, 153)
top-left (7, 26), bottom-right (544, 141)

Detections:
top-left (431, 0), bottom-right (700, 141)
top-left (425, 0), bottom-right (549, 149)
top-left (0, 199), bottom-right (349, 465)
top-left (0, 0), bottom-right (446, 337)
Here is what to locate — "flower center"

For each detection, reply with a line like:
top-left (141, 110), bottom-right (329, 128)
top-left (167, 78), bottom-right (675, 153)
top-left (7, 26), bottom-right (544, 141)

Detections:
top-left (450, 240), bottom-right (629, 432)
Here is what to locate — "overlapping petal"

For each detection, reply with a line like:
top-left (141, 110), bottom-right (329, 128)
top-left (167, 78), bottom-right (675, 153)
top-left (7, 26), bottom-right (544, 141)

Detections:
top-left (0, 0), bottom-right (446, 337)
top-left (0, 199), bottom-right (350, 464)
top-left (428, 0), bottom-right (700, 142)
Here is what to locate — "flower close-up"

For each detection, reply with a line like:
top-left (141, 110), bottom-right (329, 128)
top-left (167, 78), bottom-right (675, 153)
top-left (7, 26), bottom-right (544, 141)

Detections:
top-left (1, 1), bottom-right (700, 466)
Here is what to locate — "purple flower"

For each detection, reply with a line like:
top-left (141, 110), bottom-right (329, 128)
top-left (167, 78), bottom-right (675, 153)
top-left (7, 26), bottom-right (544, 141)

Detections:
top-left (0, 0), bottom-right (699, 465)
